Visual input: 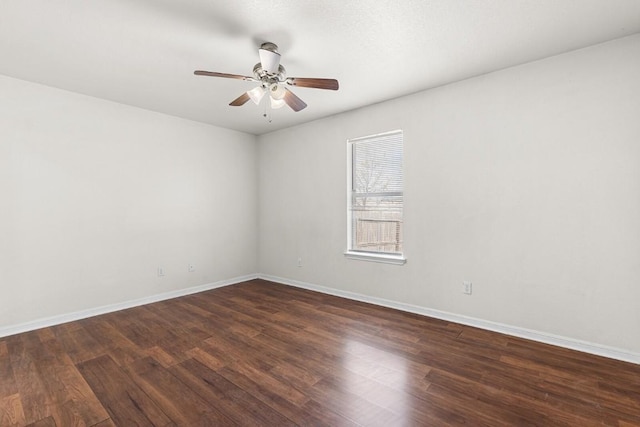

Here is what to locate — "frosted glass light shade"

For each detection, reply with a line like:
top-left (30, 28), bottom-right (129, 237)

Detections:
top-left (270, 97), bottom-right (286, 109)
top-left (247, 86), bottom-right (266, 105)
top-left (270, 84), bottom-right (286, 100)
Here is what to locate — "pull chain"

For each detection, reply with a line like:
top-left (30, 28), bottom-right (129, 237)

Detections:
top-left (262, 98), bottom-right (272, 123)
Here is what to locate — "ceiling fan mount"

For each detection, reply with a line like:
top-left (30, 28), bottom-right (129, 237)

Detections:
top-left (194, 42), bottom-right (338, 112)
top-left (252, 61), bottom-right (286, 84)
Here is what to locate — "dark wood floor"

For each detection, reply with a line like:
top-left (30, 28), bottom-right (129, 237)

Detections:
top-left (0, 279), bottom-right (639, 426)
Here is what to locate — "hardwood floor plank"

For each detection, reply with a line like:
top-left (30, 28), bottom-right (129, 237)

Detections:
top-left (340, 348), bottom-right (432, 397)
top-left (596, 381), bottom-right (640, 421)
top-left (207, 326), bottom-right (325, 390)
top-left (25, 416), bottom-right (57, 427)
top-left (144, 345), bottom-right (179, 368)
top-left (184, 346), bottom-right (226, 371)
top-left (0, 340), bottom-right (19, 400)
top-left (144, 301), bottom-right (213, 345)
top-left (427, 382), bottom-right (543, 426)
top-left (122, 356), bottom-right (235, 425)
top-left (259, 324), bottom-right (345, 370)
top-left (485, 358), bottom-right (614, 421)
top-left (6, 334), bottom-right (54, 424)
top-left (33, 339), bottom-right (109, 427)
top-left (306, 377), bottom-right (405, 426)
top-left (90, 418), bottom-right (116, 427)
top-left (221, 357), bottom-right (309, 407)
top-left (170, 358), bottom-right (296, 426)
top-left (0, 393), bottom-right (26, 426)
top-left (2, 279), bottom-right (639, 425)
top-left (320, 365), bottom-right (440, 426)
top-left (218, 326), bottom-right (324, 392)
top-left (77, 354), bottom-right (171, 426)
top-left (215, 364), bottom-right (341, 426)
top-left (51, 322), bottom-right (105, 365)
top-left (77, 317), bottom-right (147, 367)
top-left (297, 399), bottom-right (362, 427)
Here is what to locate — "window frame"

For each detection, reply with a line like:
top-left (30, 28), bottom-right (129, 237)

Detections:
top-left (345, 130), bottom-right (406, 265)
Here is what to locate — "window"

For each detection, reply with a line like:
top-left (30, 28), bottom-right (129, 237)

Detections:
top-left (346, 130), bottom-right (405, 264)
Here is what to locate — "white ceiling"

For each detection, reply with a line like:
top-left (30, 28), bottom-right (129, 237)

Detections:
top-left (2, 1), bottom-right (639, 135)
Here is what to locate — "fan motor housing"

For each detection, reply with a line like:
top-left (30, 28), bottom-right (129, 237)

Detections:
top-left (253, 63), bottom-right (286, 82)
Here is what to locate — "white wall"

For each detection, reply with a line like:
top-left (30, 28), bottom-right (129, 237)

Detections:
top-left (258, 34), bottom-right (640, 355)
top-left (0, 75), bottom-right (258, 329)
top-left (1, 35), bottom-right (638, 359)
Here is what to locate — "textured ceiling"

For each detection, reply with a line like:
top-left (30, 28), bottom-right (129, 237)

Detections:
top-left (1, 1), bottom-right (639, 135)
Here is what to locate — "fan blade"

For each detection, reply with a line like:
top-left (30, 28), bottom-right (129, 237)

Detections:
top-left (229, 92), bottom-right (251, 106)
top-left (282, 88), bottom-right (307, 112)
top-left (286, 77), bottom-right (339, 90)
top-left (194, 70), bottom-right (254, 81)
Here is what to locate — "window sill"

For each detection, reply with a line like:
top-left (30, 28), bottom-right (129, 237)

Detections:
top-left (344, 251), bottom-right (407, 265)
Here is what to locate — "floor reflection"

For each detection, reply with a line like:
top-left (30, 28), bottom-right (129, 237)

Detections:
top-left (339, 338), bottom-right (411, 424)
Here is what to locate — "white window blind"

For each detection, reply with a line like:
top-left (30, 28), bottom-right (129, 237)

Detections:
top-left (347, 130), bottom-right (404, 260)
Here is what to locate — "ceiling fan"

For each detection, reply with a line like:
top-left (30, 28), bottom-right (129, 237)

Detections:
top-left (194, 42), bottom-right (339, 112)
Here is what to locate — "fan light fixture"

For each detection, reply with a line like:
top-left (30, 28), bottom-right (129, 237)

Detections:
top-left (270, 97), bottom-right (286, 109)
top-left (194, 42), bottom-right (338, 113)
top-left (270, 84), bottom-right (286, 100)
top-left (247, 83), bottom-right (287, 108)
top-left (247, 86), bottom-right (266, 104)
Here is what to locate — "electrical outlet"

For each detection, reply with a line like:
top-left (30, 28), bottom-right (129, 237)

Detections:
top-left (188, 263), bottom-right (196, 272)
top-left (297, 257), bottom-right (302, 267)
top-left (158, 267), bottom-right (165, 277)
top-left (462, 281), bottom-right (472, 295)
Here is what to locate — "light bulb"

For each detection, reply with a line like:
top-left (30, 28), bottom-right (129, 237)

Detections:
top-left (270, 97), bottom-right (286, 109)
top-left (247, 86), bottom-right (266, 105)
top-left (270, 84), bottom-right (286, 100)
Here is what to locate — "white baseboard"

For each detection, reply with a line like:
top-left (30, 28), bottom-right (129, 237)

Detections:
top-left (259, 274), bottom-right (640, 365)
top-left (0, 274), bottom-right (258, 339)
top-left (4, 272), bottom-right (638, 366)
